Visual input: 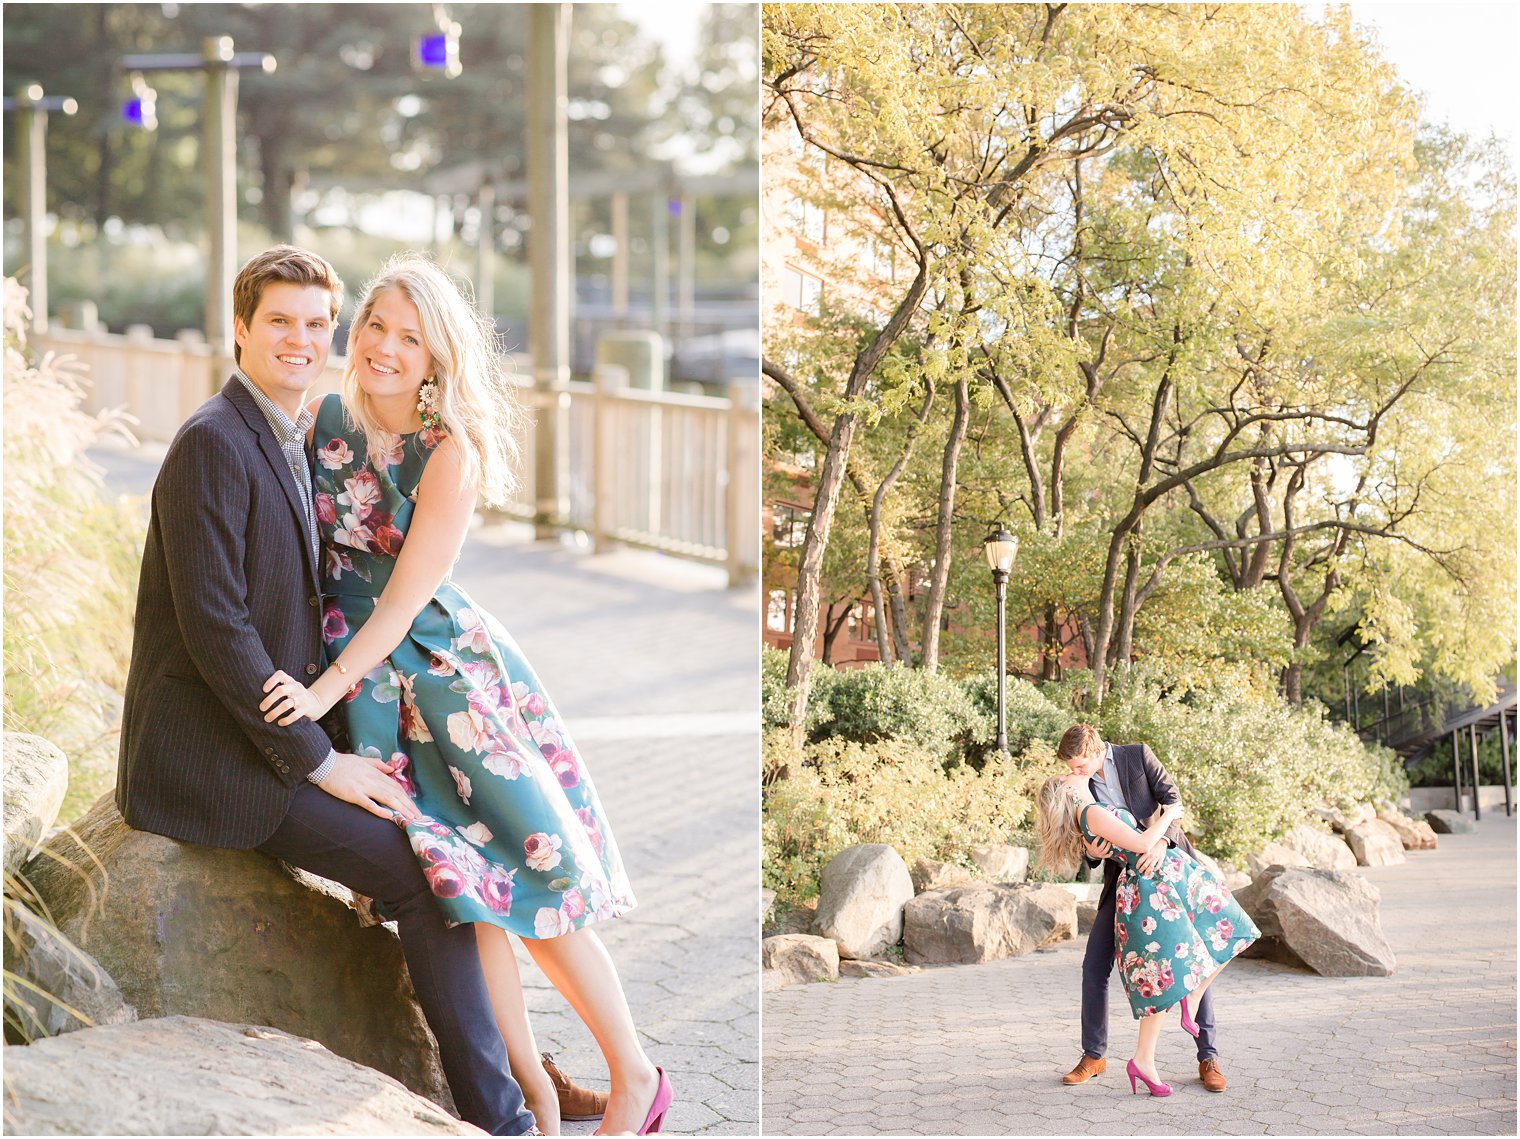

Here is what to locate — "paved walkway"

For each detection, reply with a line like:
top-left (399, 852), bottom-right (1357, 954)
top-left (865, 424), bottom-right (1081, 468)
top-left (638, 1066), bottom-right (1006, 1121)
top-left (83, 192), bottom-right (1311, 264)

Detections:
top-left (92, 441), bottom-right (761, 1135)
top-left (763, 817), bottom-right (1517, 1135)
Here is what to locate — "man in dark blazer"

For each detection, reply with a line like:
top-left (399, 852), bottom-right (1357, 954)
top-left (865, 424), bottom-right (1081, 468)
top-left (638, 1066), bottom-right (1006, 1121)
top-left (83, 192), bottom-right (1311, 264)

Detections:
top-left (1057, 724), bottom-right (1228, 1093)
top-left (115, 245), bottom-right (535, 1135)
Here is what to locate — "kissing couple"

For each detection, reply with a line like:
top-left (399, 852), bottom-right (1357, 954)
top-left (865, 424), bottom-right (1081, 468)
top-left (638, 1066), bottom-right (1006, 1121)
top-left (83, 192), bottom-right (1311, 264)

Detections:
top-left (116, 245), bottom-right (675, 1135)
top-left (1036, 724), bottom-right (1260, 1098)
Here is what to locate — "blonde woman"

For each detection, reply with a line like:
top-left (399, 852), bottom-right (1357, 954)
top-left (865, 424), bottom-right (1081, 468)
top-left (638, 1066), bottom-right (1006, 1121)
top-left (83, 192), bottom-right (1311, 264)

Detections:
top-left (1037, 768), bottom-right (1258, 1098)
top-left (259, 253), bottom-right (672, 1135)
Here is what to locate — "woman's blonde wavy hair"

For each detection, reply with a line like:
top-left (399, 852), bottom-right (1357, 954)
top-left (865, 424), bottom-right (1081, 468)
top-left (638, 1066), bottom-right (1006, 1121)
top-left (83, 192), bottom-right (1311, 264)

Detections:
top-left (1036, 774), bottom-right (1085, 880)
top-left (342, 253), bottom-right (520, 505)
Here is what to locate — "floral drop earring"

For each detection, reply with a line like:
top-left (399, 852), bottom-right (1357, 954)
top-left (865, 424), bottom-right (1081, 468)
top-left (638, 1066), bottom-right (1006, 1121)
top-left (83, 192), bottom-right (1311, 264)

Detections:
top-left (418, 376), bottom-right (443, 433)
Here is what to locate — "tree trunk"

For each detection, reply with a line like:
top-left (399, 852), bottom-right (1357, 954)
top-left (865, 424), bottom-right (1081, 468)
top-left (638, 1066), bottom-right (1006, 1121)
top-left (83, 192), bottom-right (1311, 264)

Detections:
top-left (785, 410), bottom-right (862, 749)
top-left (919, 377), bottom-right (970, 673)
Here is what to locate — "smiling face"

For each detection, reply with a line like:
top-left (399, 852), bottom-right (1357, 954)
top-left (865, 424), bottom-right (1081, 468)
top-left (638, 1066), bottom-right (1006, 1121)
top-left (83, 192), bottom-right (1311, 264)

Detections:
top-left (233, 281), bottom-right (335, 415)
top-left (350, 287), bottom-right (433, 412)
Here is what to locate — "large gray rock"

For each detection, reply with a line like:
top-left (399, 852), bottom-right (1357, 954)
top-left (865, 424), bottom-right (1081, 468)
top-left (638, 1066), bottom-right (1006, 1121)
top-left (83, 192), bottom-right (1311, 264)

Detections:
top-left (903, 883), bottom-right (1075, 966)
top-left (839, 959), bottom-right (921, 979)
top-left (761, 934), bottom-right (839, 986)
top-left (1376, 809), bottom-right (1437, 851)
top-left (21, 794), bottom-right (454, 1114)
top-left (1344, 818), bottom-right (1406, 866)
top-left (1245, 841), bottom-right (1311, 878)
top-left (814, 844), bottom-right (914, 960)
top-left (1279, 824), bottom-right (1358, 872)
top-left (1236, 866), bottom-right (1396, 977)
top-left (3, 898), bottom-right (137, 1039)
top-left (1, 1015), bottom-right (481, 1135)
top-left (968, 843), bottom-right (1030, 883)
top-left (910, 856), bottom-right (974, 894)
top-left (760, 888), bottom-right (777, 925)
top-left (3, 734), bottom-right (70, 877)
top-left (1425, 809), bottom-right (1478, 835)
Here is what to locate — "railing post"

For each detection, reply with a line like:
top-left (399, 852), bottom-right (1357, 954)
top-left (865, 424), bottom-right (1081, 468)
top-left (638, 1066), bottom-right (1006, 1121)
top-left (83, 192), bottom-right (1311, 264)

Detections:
top-left (725, 378), bottom-right (758, 587)
top-left (592, 363), bottom-right (626, 554)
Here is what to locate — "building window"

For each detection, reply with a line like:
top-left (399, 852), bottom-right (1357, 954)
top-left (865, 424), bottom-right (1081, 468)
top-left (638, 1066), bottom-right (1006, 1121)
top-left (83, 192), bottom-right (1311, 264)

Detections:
top-left (786, 196), bottom-right (827, 244)
top-left (767, 589), bottom-right (791, 632)
top-left (864, 236), bottom-right (895, 281)
top-left (771, 502), bottom-right (811, 548)
top-left (781, 266), bottom-right (823, 315)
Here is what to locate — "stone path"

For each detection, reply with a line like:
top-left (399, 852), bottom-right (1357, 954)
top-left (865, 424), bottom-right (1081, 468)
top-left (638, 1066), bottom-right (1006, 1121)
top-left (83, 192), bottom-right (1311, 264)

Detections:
top-left (762, 817), bottom-right (1517, 1135)
top-left (90, 441), bottom-right (761, 1135)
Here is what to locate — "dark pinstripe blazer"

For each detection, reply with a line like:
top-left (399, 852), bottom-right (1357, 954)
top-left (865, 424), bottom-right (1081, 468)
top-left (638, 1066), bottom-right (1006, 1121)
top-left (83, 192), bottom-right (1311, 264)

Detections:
top-left (116, 378), bottom-right (331, 849)
top-left (1090, 743), bottom-right (1198, 908)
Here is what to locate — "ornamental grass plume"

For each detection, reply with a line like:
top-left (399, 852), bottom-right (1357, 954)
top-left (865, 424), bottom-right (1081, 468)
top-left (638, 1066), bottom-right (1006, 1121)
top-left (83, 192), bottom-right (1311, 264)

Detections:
top-left (3, 279), bottom-right (145, 817)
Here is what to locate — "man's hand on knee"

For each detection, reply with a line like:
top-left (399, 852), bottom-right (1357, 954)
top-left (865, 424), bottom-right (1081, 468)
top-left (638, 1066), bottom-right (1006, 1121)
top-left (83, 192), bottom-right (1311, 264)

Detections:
top-left (318, 751), bottom-right (423, 824)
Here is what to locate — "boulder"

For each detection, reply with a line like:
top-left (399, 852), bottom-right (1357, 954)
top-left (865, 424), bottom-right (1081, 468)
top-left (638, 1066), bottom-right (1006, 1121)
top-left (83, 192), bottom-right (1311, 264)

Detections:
top-left (1279, 824), bottom-right (1359, 872)
top-left (1425, 809), bottom-right (1478, 835)
top-left (814, 844), bottom-right (914, 960)
top-left (21, 794), bottom-right (453, 1113)
top-left (903, 883), bottom-right (1075, 966)
top-left (760, 889), bottom-right (777, 925)
top-left (839, 959), bottom-right (921, 980)
top-left (1376, 809), bottom-right (1438, 851)
top-left (910, 857), bottom-right (974, 894)
top-left (3, 734), bottom-right (70, 878)
top-left (1235, 866), bottom-right (1395, 977)
top-left (1076, 900), bottom-right (1099, 935)
top-left (1245, 842), bottom-right (1311, 878)
top-left (761, 934), bottom-right (839, 986)
top-left (1344, 819), bottom-right (1406, 866)
top-left (967, 844), bottom-right (1030, 884)
top-left (0, 1015), bottom-right (481, 1135)
top-left (3, 898), bottom-right (137, 1040)
top-left (1320, 802), bottom-right (1374, 835)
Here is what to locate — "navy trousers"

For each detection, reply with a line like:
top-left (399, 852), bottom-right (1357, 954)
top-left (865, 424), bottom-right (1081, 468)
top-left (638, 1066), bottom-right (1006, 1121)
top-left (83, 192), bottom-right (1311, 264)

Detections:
top-left (256, 784), bottom-right (534, 1136)
top-left (1082, 887), bottom-right (1217, 1062)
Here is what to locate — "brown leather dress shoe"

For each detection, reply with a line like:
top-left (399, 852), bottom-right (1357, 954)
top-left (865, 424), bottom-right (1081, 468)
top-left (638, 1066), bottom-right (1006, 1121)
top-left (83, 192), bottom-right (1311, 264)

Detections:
top-left (1062, 1055), bottom-right (1107, 1085)
top-left (542, 1052), bottom-right (609, 1121)
top-left (1199, 1058), bottom-right (1227, 1092)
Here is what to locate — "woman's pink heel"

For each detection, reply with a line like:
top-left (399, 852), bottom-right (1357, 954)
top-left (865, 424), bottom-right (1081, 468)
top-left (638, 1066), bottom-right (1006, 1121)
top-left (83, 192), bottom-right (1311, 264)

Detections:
top-left (1126, 1058), bottom-right (1172, 1098)
top-left (637, 1067), bottom-right (674, 1134)
top-left (1179, 995), bottom-right (1200, 1038)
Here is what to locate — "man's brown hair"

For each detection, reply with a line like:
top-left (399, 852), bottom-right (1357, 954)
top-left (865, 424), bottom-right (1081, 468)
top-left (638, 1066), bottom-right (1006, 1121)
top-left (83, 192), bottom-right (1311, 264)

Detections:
top-left (1058, 723), bottom-right (1104, 762)
top-left (231, 245), bottom-right (344, 363)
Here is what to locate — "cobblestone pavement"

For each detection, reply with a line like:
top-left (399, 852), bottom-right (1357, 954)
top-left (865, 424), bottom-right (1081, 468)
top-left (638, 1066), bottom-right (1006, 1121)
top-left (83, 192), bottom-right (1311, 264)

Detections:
top-left (92, 442), bottom-right (761, 1135)
top-left (763, 817), bottom-right (1516, 1136)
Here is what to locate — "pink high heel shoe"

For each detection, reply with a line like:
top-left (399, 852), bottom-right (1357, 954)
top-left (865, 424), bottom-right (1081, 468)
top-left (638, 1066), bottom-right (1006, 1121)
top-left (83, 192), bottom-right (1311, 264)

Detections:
top-left (1126, 1058), bottom-right (1172, 1098)
top-left (1179, 995), bottom-right (1200, 1038)
top-left (637, 1067), bottom-right (674, 1134)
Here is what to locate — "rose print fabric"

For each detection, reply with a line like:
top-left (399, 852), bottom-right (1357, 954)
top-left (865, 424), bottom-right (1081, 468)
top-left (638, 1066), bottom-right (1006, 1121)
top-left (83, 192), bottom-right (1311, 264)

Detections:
top-left (1079, 803), bottom-right (1258, 1019)
top-left (312, 395), bottom-right (635, 936)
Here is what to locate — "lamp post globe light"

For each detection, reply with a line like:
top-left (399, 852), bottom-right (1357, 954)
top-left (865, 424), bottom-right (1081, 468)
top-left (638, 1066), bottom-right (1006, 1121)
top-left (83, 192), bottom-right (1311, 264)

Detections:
top-left (982, 528), bottom-right (1019, 755)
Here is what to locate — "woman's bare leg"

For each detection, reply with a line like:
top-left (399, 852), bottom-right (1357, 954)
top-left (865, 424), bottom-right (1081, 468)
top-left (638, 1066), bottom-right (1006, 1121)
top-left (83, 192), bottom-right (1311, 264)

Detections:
top-left (1131, 1010), bottom-right (1165, 1084)
top-left (476, 925), bottom-right (560, 1135)
top-left (520, 927), bottom-right (660, 1134)
top-left (1180, 958), bottom-right (1232, 1026)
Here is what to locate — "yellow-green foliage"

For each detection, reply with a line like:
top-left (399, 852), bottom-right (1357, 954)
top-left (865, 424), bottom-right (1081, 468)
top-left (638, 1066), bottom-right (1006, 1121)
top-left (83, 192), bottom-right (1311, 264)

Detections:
top-left (762, 731), bottom-right (1060, 905)
top-left (3, 280), bottom-right (145, 819)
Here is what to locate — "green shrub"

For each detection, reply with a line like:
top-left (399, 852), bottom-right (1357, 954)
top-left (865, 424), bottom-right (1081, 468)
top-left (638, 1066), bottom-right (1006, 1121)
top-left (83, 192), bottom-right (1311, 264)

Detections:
top-left (957, 673), bottom-right (1071, 768)
top-left (1086, 666), bottom-right (1407, 862)
top-left (813, 662), bottom-right (980, 762)
top-left (761, 644), bottom-right (837, 733)
top-left (761, 731), bottom-right (1058, 905)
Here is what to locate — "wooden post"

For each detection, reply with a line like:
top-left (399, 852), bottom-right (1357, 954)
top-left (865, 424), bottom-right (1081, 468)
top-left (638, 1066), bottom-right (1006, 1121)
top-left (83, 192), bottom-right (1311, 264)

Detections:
top-left (1451, 728), bottom-right (1463, 814)
top-left (1470, 722), bottom-right (1482, 821)
top-left (591, 362), bottom-right (625, 554)
top-left (1501, 710), bottom-right (1513, 818)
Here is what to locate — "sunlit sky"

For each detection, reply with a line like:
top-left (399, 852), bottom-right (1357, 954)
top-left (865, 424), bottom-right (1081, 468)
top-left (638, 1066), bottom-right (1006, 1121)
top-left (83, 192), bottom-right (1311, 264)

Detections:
top-left (1316, 2), bottom-right (1517, 144)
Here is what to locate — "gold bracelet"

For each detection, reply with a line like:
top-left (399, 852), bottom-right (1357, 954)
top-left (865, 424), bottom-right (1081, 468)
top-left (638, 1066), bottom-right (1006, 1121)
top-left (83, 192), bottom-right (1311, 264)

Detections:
top-left (334, 661), bottom-right (349, 676)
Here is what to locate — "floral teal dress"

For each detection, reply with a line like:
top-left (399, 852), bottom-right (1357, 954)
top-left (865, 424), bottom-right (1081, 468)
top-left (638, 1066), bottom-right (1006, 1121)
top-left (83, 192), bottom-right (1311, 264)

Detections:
top-left (311, 394), bottom-right (636, 936)
top-left (1079, 803), bottom-right (1259, 1019)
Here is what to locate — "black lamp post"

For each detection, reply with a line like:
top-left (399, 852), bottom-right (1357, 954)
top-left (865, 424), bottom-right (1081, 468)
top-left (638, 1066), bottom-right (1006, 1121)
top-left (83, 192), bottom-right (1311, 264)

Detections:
top-left (983, 528), bottom-right (1019, 754)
